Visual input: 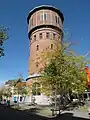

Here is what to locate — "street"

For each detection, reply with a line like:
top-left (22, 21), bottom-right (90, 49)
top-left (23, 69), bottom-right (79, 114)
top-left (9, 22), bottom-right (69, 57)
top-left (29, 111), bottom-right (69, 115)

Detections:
top-left (0, 104), bottom-right (47, 120)
top-left (0, 104), bottom-right (89, 120)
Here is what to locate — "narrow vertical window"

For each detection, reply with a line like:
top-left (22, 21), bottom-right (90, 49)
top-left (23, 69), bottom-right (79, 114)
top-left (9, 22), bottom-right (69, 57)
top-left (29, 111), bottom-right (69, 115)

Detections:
top-left (44, 14), bottom-right (47, 20)
top-left (36, 62), bottom-right (39, 68)
top-left (51, 44), bottom-right (53, 49)
top-left (53, 33), bottom-right (56, 39)
top-left (36, 45), bottom-right (39, 51)
top-left (58, 36), bottom-right (60, 40)
top-left (39, 33), bottom-right (42, 39)
top-left (34, 35), bottom-right (36, 41)
top-left (30, 19), bottom-right (32, 27)
top-left (55, 16), bottom-right (57, 24)
top-left (46, 32), bottom-right (49, 39)
top-left (40, 13), bottom-right (48, 21)
top-left (31, 18), bottom-right (33, 26)
top-left (58, 17), bottom-right (60, 24)
top-left (40, 13), bottom-right (43, 20)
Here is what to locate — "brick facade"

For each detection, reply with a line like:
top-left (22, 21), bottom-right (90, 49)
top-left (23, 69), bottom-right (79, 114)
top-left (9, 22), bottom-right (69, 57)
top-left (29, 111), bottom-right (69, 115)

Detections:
top-left (26, 5), bottom-right (64, 90)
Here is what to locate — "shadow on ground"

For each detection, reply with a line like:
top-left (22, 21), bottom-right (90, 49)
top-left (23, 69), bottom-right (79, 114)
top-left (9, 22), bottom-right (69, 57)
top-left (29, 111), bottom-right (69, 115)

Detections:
top-left (51, 113), bottom-right (89, 120)
top-left (0, 104), bottom-right (89, 120)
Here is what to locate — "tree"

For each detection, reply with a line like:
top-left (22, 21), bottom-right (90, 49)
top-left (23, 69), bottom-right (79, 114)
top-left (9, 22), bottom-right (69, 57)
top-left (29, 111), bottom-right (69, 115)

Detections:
top-left (0, 86), bottom-right (12, 100)
top-left (15, 81), bottom-right (26, 95)
top-left (14, 77), bottom-right (27, 103)
top-left (38, 42), bottom-right (89, 110)
top-left (0, 88), bottom-right (4, 100)
top-left (0, 26), bottom-right (8, 57)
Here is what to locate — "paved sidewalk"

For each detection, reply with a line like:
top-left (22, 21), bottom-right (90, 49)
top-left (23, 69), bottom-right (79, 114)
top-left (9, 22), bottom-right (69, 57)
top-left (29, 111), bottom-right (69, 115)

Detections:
top-left (61, 111), bottom-right (90, 119)
top-left (11, 103), bottom-right (90, 119)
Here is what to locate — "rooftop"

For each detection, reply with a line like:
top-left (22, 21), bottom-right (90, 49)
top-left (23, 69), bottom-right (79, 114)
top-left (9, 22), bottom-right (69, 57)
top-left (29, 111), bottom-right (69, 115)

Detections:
top-left (27, 5), bottom-right (64, 24)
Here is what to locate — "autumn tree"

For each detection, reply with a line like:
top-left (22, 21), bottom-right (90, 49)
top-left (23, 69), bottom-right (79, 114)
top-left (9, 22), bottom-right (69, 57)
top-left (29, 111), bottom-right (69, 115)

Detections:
top-left (38, 42), bottom-right (89, 110)
top-left (15, 81), bottom-right (26, 96)
top-left (14, 76), bottom-right (27, 103)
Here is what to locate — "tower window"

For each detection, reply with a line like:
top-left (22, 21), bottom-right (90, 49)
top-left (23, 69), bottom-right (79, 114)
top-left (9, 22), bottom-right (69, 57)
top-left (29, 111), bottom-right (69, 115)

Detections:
top-left (55, 16), bottom-right (57, 24)
top-left (36, 45), bottom-right (39, 51)
top-left (36, 62), bottom-right (39, 68)
top-left (51, 44), bottom-right (53, 49)
top-left (34, 35), bottom-right (36, 41)
top-left (31, 18), bottom-right (33, 26)
top-left (44, 13), bottom-right (48, 20)
top-left (39, 33), bottom-right (42, 39)
top-left (44, 14), bottom-right (47, 20)
top-left (40, 13), bottom-right (43, 20)
top-left (40, 13), bottom-right (48, 21)
top-left (46, 32), bottom-right (49, 39)
top-left (58, 36), bottom-right (60, 40)
top-left (53, 33), bottom-right (56, 39)
top-left (58, 17), bottom-right (60, 24)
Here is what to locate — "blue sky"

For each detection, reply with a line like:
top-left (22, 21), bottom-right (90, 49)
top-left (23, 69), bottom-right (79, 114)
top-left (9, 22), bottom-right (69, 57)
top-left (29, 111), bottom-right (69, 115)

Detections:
top-left (0, 0), bottom-right (90, 84)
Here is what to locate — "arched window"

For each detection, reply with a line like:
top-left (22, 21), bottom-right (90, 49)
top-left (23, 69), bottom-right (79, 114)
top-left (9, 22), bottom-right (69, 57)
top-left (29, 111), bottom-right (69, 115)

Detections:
top-left (34, 35), bottom-right (36, 41)
top-left (46, 32), bottom-right (49, 39)
top-left (53, 33), bottom-right (56, 39)
top-left (36, 62), bottom-right (39, 68)
top-left (51, 44), bottom-right (53, 49)
top-left (36, 45), bottom-right (39, 51)
top-left (39, 33), bottom-right (42, 39)
top-left (32, 82), bottom-right (41, 95)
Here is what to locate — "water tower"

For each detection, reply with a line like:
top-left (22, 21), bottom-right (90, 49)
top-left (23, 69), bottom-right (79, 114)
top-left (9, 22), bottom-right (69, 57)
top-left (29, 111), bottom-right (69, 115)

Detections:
top-left (26, 5), bottom-right (64, 104)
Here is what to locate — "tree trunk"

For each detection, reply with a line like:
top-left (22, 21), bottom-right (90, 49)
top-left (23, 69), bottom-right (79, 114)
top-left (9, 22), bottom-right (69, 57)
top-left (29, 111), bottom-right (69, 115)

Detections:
top-left (55, 89), bottom-right (57, 114)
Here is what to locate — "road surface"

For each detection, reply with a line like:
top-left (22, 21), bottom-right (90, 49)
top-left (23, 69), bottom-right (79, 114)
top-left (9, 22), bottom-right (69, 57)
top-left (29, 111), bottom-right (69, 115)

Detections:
top-left (0, 104), bottom-right (89, 120)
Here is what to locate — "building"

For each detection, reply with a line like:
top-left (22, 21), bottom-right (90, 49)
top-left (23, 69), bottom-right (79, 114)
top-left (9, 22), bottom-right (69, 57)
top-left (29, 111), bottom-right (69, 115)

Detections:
top-left (26, 5), bottom-right (64, 104)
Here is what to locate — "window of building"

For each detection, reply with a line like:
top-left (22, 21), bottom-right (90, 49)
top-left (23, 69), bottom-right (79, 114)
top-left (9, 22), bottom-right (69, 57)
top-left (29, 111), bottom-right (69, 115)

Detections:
top-left (36, 45), bottom-right (39, 51)
top-left (36, 62), bottom-right (39, 68)
top-left (32, 82), bottom-right (41, 95)
top-left (58, 17), bottom-right (60, 24)
top-left (34, 35), bottom-right (36, 41)
top-left (40, 13), bottom-right (48, 21)
top-left (53, 33), bottom-right (56, 39)
top-left (51, 44), bottom-right (53, 49)
top-left (44, 14), bottom-right (47, 20)
top-left (46, 32), bottom-right (49, 39)
top-left (58, 36), bottom-right (60, 40)
top-left (37, 88), bottom-right (41, 95)
top-left (39, 33), bottom-right (42, 39)
top-left (40, 13), bottom-right (43, 20)
top-left (55, 16), bottom-right (57, 24)
top-left (32, 18), bottom-right (33, 25)
top-left (30, 18), bottom-right (33, 26)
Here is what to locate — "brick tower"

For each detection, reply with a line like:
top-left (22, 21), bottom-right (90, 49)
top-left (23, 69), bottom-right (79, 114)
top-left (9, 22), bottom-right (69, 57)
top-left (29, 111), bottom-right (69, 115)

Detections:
top-left (26, 5), bottom-right (64, 104)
